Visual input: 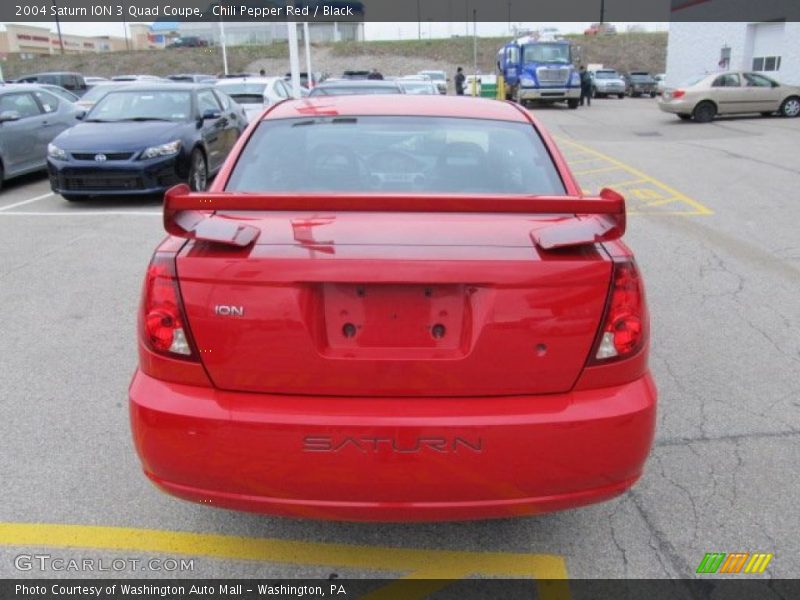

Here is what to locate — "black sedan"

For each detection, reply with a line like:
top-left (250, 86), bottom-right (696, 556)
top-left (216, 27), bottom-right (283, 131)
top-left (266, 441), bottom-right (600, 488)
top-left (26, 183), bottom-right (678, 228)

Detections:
top-left (47, 83), bottom-right (246, 201)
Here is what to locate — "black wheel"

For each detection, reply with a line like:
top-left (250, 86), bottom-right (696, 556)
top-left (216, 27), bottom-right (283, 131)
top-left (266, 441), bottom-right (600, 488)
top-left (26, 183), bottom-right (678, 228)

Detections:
top-left (567, 98), bottom-right (579, 109)
top-left (779, 96), bottom-right (800, 118)
top-left (62, 194), bottom-right (85, 202)
top-left (692, 101), bottom-right (716, 123)
top-left (0, 161), bottom-right (4, 192)
top-left (650, 92), bottom-right (657, 98)
top-left (618, 94), bottom-right (625, 99)
top-left (591, 87), bottom-right (598, 99)
top-left (678, 114), bottom-right (692, 121)
top-left (188, 149), bottom-right (208, 191)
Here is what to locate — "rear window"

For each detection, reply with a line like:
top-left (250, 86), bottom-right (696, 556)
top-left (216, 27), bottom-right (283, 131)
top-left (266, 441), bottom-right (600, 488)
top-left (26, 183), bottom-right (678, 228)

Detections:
top-left (216, 82), bottom-right (267, 104)
top-left (226, 116), bottom-right (565, 195)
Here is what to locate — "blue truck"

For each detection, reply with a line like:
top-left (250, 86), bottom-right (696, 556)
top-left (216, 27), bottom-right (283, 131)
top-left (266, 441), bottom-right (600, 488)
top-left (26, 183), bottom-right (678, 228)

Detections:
top-left (496, 37), bottom-right (581, 108)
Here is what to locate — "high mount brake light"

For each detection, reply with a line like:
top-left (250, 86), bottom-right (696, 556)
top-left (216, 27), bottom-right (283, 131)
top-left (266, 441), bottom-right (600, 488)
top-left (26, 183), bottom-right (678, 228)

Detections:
top-left (590, 259), bottom-right (648, 364)
top-left (140, 253), bottom-right (198, 360)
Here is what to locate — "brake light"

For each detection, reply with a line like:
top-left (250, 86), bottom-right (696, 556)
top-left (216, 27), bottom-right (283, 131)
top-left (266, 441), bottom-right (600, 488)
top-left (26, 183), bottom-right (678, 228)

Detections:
top-left (590, 259), bottom-right (648, 364)
top-left (139, 253), bottom-right (198, 360)
top-left (671, 89), bottom-right (685, 99)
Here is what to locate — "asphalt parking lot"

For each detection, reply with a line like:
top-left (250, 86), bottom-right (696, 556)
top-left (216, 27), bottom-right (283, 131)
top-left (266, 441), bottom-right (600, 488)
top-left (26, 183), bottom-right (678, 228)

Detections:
top-left (1, 98), bottom-right (798, 587)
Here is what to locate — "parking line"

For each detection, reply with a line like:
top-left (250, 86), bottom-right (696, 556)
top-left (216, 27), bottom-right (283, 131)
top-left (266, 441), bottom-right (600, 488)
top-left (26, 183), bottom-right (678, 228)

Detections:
top-left (0, 522), bottom-right (569, 598)
top-left (0, 192), bottom-right (54, 212)
top-left (555, 137), bottom-right (714, 216)
top-left (571, 165), bottom-right (624, 176)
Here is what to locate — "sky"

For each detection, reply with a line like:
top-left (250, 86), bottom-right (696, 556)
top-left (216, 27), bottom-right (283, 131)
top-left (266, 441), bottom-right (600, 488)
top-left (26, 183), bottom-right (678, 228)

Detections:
top-left (6, 21), bottom-right (668, 40)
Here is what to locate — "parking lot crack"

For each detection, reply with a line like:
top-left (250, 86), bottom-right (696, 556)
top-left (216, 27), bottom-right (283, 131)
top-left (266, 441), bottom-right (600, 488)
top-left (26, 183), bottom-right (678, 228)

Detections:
top-left (630, 490), bottom-right (693, 578)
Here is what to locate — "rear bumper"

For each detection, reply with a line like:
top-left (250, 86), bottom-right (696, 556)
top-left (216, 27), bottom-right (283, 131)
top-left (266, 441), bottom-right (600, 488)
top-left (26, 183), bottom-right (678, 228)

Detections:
top-left (129, 370), bottom-right (657, 521)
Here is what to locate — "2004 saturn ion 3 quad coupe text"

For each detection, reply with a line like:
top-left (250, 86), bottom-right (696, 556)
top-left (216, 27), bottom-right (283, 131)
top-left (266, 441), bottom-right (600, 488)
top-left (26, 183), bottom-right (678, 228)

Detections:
top-left (129, 95), bottom-right (657, 522)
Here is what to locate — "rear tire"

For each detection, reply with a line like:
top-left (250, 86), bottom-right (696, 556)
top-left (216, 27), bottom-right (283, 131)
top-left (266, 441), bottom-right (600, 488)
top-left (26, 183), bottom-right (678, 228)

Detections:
top-left (678, 114), bottom-right (692, 121)
top-left (188, 149), bottom-right (208, 191)
top-left (618, 94), bottom-right (625, 99)
top-left (567, 98), bottom-right (579, 109)
top-left (650, 92), bottom-right (657, 98)
top-left (692, 101), bottom-right (716, 123)
top-left (62, 194), bottom-right (84, 202)
top-left (0, 161), bottom-right (4, 192)
top-left (779, 96), bottom-right (800, 118)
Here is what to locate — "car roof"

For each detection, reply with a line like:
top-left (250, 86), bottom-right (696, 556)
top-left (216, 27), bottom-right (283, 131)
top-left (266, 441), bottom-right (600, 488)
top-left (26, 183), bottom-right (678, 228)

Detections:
top-left (317, 80), bottom-right (400, 88)
top-left (216, 77), bottom-right (282, 84)
top-left (102, 82), bottom-right (205, 91)
top-left (264, 95), bottom-right (530, 122)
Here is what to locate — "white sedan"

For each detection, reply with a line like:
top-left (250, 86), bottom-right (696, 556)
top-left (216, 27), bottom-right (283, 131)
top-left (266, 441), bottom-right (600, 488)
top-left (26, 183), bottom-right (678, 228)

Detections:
top-left (215, 77), bottom-right (293, 122)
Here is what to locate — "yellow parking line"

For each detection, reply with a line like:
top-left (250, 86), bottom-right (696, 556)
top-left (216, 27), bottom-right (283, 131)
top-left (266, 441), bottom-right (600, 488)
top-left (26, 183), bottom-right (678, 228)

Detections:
top-left (555, 137), bottom-right (713, 216)
top-left (0, 522), bottom-right (569, 597)
top-left (571, 165), bottom-right (624, 176)
top-left (565, 157), bottom-right (604, 166)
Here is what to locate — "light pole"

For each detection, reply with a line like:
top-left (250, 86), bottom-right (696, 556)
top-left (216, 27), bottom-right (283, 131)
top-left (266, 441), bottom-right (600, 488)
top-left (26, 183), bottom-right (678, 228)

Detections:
top-left (417, 0), bottom-right (421, 40)
top-left (50, 0), bottom-right (65, 55)
top-left (600, 0), bottom-right (606, 23)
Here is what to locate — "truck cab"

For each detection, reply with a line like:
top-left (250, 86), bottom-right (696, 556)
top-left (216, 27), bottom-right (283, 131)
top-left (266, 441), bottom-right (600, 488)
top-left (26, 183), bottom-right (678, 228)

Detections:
top-left (497, 38), bottom-right (581, 108)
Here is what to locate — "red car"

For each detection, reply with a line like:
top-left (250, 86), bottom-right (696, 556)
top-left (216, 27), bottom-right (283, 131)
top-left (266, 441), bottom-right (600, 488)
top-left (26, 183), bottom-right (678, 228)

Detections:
top-left (129, 96), bottom-right (656, 521)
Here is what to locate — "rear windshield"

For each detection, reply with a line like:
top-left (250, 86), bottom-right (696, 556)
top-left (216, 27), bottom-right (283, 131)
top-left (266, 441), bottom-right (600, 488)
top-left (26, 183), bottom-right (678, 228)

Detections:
top-left (226, 116), bottom-right (565, 195)
top-left (216, 82), bottom-right (267, 104)
top-left (594, 71), bottom-right (619, 79)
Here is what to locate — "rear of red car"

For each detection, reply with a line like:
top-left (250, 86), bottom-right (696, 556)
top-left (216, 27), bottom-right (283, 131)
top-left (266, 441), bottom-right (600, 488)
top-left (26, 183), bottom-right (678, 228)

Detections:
top-left (129, 96), bottom-right (656, 521)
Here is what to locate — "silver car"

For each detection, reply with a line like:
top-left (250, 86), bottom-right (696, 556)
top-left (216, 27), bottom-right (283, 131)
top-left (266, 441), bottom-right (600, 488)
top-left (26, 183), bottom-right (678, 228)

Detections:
top-left (591, 69), bottom-right (626, 99)
top-left (0, 85), bottom-right (81, 190)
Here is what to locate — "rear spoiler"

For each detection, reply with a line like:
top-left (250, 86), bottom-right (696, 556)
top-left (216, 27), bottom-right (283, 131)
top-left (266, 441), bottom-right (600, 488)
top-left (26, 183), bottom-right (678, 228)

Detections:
top-left (163, 184), bottom-right (625, 250)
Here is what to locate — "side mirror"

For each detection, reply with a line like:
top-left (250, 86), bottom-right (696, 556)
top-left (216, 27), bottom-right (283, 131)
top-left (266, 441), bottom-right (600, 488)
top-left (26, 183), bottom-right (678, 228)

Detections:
top-left (75, 110), bottom-right (86, 120)
top-left (201, 108), bottom-right (221, 120)
top-left (0, 110), bottom-right (21, 123)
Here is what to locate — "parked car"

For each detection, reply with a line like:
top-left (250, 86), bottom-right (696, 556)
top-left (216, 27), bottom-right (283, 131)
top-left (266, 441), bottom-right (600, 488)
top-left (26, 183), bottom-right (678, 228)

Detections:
top-left (47, 83), bottom-right (247, 201)
top-left (590, 69), bottom-right (626, 98)
top-left (14, 72), bottom-right (88, 97)
top-left (129, 95), bottom-right (656, 521)
top-left (167, 36), bottom-right (209, 48)
top-left (74, 82), bottom-right (132, 111)
top-left (417, 70), bottom-right (448, 94)
top-left (654, 73), bottom-right (666, 96)
top-left (658, 71), bottom-right (800, 122)
top-left (215, 77), bottom-right (292, 121)
top-left (623, 72), bottom-right (657, 97)
top-left (308, 80), bottom-right (404, 97)
top-left (397, 77), bottom-right (439, 95)
top-left (584, 23), bottom-right (617, 36)
top-left (168, 74), bottom-right (217, 83)
top-left (0, 85), bottom-right (82, 190)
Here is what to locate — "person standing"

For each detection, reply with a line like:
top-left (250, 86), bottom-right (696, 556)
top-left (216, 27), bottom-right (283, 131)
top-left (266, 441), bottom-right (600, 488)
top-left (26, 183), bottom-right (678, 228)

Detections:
top-left (367, 68), bottom-right (384, 80)
top-left (454, 67), bottom-right (466, 96)
top-left (579, 66), bottom-right (592, 107)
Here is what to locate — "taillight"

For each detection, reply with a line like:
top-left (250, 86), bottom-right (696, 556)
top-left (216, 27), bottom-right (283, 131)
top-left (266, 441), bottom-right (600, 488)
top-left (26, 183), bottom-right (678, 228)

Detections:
top-left (589, 259), bottom-right (648, 364)
top-left (139, 253), bottom-right (198, 360)
top-left (671, 89), bottom-right (685, 99)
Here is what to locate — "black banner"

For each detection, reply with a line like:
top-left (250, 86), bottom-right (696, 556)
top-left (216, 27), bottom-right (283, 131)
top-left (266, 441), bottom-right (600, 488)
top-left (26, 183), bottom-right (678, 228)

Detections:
top-left (3, 0), bottom-right (800, 23)
top-left (3, 579), bottom-right (800, 600)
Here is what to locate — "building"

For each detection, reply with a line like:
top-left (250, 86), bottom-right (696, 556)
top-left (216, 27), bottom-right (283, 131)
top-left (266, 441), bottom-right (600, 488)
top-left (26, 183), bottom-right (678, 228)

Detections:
top-left (0, 24), bottom-right (136, 58)
top-left (666, 22), bottom-right (800, 86)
